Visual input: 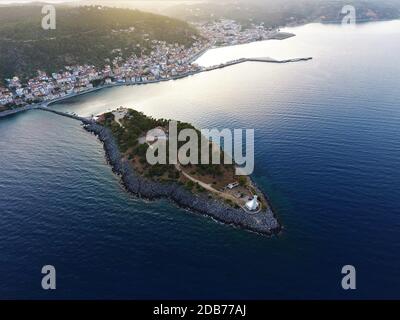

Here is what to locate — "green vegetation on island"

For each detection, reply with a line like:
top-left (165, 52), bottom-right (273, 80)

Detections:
top-left (97, 108), bottom-right (268, 212)
top-left (99, 108), bottom-right (233, 183)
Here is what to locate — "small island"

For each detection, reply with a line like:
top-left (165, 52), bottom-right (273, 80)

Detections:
top-left (84, 107), bottom-right (281, 235)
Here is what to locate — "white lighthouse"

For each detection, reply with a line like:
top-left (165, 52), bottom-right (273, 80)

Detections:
top-left (245, 195), bottom-right (260, 212)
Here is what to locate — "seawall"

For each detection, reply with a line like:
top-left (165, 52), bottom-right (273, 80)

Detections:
top-left (0, 105), bottom-right (39, 118)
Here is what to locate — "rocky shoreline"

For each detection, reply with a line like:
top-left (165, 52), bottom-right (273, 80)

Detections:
top-left (83, 122), bottom-right (281, 236)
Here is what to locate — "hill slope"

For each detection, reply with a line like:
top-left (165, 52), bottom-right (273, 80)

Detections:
top-left (0, 5), bottom-right (200, 82)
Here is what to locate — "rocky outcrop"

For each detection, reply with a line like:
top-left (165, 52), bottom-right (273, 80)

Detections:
top-left (84, 123), bottom-right (281, 236)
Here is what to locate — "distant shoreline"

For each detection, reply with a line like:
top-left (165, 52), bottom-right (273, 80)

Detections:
top-left (0, 55), bottom-right (312, 119)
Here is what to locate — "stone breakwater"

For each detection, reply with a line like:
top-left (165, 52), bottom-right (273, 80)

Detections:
top-left (83, 122), bottom-right (281, 236)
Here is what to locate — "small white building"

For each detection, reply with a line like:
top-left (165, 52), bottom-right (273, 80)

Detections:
top-left (245, 195), bottom-right (260, 212)
top-left (146, 127), bottom-right (168, 144)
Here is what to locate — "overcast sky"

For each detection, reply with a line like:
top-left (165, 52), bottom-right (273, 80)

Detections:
top-left (1, 0), bottom-right (399, 6)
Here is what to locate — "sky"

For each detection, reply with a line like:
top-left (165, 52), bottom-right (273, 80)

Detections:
top-left (1, 0), bottom-right (399, 8)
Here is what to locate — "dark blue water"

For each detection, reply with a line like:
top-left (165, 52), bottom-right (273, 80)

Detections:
top-left (0, 22), bottom-right (399, 299)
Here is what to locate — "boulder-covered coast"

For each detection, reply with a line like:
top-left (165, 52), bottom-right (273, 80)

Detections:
top-left (84, 122), bottom-right (281, 236)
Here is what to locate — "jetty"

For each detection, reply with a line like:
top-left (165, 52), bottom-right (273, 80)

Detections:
top-left (0, 55), bottom-right (312, 120)
top-left (203, 56), bottom-right (313, 72)
top-left (37, 105), bottom-right (94, 124)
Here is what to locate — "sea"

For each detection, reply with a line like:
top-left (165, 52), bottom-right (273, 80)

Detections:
top-left (0, 21), bottom-right (399, 299)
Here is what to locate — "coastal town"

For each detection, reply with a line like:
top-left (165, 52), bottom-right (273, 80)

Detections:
top-left (0, 19), bottom-right (287, 110)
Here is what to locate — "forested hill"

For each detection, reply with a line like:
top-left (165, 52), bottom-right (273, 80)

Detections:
top-left (0, 5), bottom-right (200, 82)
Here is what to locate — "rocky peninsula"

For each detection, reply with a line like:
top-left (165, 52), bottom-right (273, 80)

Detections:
top-left (0, 97), bottom-right (283, 236)
top-left (83, 110), bottom-right (281, 236)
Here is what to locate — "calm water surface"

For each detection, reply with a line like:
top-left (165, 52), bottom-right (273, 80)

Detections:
top-left (0, 22), bottom-right (399, 299)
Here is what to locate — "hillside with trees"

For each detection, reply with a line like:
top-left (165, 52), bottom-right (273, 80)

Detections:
top-left (0, 5), bottom-right (200, 82)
